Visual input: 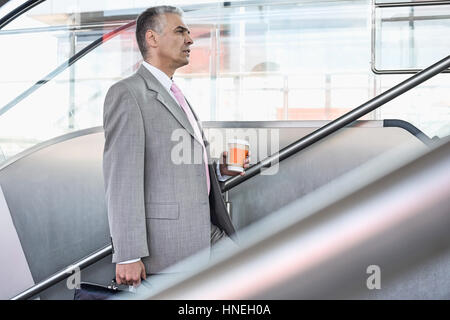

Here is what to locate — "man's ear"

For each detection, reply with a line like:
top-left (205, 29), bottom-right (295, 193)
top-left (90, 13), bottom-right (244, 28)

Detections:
top-left (145, 29), bottom-right (158, 48)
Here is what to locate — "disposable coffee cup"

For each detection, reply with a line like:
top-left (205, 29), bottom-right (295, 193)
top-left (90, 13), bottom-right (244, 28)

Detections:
top-left (227, 139), bottom-right (249, 173)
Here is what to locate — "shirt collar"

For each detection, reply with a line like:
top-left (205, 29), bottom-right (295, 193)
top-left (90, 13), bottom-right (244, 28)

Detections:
top-left (142, 61), bottom-right (173, 92)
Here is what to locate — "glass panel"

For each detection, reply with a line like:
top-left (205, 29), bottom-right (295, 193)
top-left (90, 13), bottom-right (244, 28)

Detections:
top-left (0, 25), bottom-right (139, 159)
top-left (200, 0), bottom-right (372, 121)
top-left (0, 26), bottom-right (120, 108)
top-left (0, 0), bottom-right (449, 163)
top-left (0, 0), bottom-right (225, 161)
top-left (374, 4), bottom-right (450, 70)
top-left (0, 0), bottom-right (130, 111)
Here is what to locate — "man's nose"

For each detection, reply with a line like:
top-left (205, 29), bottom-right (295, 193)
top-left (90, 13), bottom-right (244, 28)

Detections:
top-left (185, 34), bottom-right (194, 45)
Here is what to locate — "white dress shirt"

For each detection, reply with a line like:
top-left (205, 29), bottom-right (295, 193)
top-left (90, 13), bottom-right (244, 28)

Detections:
top-left (118, 62), bottom-right (229, 265)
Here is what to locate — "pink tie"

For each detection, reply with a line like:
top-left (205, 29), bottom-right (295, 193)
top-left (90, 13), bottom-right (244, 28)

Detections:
top-left (170, 81), bottom-right (210, 195)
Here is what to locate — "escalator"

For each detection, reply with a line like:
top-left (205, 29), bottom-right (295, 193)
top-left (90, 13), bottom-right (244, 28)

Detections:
top-left (143, 137), bottom-right (450, 299)
top-left (0, 0), bottom-right (449, 300)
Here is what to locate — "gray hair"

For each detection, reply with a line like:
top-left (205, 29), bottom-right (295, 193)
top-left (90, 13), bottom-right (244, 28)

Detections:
top-left (135, 6), bottom-right (184, 58)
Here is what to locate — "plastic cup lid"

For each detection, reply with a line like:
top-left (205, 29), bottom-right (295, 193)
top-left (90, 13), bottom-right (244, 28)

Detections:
top-left (227, 139), bottom-right (249, 146)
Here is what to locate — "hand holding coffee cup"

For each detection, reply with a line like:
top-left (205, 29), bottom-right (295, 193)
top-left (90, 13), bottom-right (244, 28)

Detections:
top-left (220, 139), bottom-right (250, 176)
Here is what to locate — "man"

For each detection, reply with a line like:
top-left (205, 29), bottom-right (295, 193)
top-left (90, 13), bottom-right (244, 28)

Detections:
top-left (103, 6), bottom-right (248, 288)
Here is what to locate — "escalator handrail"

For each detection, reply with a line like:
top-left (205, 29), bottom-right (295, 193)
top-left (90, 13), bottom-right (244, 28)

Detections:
top-left (383, 119), bottom-right (435, 145)
top-left (0, 0), bottom-right (45, 30)
top-left (0, 20), bottom-right (136, 117)
top-left (11, 244), bottom-right (112, 300)
top-left (220, 54), bottom-right (450, 192)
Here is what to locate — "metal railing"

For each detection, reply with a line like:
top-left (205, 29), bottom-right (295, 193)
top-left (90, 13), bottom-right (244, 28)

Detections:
top-left (0, 0), bottom-right (45, 30)
top-left (11, 244), bottom-right (112, 300)
top-left (371, 0), bottom-right (450, 74)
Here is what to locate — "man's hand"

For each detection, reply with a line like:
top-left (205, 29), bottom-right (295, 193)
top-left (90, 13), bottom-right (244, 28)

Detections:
top-left (220, 150), bottom-right (250, 176)
top-left (116, 260), bottom-right (146, 287)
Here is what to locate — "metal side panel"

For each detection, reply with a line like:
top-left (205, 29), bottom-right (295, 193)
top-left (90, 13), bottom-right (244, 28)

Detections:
top-left (0, 185), bottom-right (35, 299)
top-left (0, 132), bottom-right (110, 285)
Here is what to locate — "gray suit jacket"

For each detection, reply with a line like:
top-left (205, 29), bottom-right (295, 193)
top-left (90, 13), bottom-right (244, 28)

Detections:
top-left (103, 65), bottom-right (236, 273)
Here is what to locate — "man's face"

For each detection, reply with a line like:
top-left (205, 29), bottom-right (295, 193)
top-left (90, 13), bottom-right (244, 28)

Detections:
top-left (155, 13), bottom-right (193, 69)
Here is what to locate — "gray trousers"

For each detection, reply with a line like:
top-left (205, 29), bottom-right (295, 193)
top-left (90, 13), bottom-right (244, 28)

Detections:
top-left (130, 223), bottom-right (238, 298)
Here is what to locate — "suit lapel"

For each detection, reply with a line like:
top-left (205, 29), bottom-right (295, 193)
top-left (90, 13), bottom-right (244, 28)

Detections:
top-left (137, 65), bottom-right (197, 142)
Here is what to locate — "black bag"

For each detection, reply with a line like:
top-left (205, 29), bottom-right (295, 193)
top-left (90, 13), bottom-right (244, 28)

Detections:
top-left (74, 279), bottom-right (135, 300)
